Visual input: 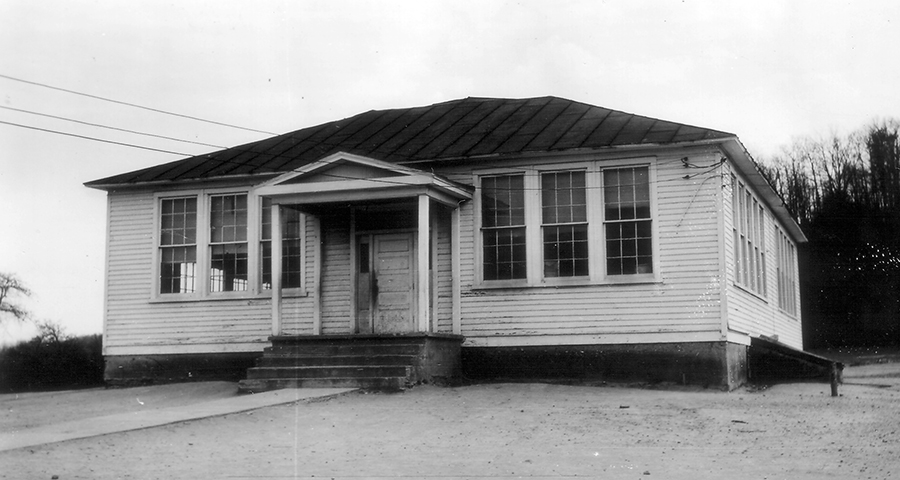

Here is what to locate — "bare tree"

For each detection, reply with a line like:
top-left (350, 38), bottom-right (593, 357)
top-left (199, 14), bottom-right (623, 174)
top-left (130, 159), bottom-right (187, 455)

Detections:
top-left (868, 119), bottom-right (900, 211)
top-left (0, 272), bottom-right (31, 324)
top-left (35, 318), bottom-right (69, 344)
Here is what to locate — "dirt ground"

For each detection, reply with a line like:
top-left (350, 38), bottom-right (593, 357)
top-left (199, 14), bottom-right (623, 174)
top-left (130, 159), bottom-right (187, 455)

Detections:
top-left (2, 363), bottom-right (899, 480)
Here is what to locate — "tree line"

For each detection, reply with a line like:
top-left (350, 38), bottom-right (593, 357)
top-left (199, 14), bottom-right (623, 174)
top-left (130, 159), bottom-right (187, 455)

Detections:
top-left (758, 119), bottom-right (900, 348)
top-left (0, 273), bottom-right (104, 392)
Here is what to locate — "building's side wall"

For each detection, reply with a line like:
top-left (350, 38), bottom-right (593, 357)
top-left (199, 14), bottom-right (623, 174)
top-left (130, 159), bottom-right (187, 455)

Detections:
top-left (441, 147), bottom-right (727, 347)
top-left (103, 190), bottom-right (314, 358)
top-left (434, 208), bottom-right (454, 333)
top-left (320, 214), bottom-right (352, 335)
top-left (722, 163), bottom-right (803, 349)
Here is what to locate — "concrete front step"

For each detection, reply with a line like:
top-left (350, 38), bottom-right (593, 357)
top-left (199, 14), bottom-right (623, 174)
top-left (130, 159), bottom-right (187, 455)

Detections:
top-left (265, 343), bottom-right (424, 356)
top-left (258, 354), bottom-right (418, 368)
top-left (240, 333), bottom-right (464, 393)
top-left (238, 376), bottom-right (407, 393)
top-left (245, 365), bottom-right (411, 380)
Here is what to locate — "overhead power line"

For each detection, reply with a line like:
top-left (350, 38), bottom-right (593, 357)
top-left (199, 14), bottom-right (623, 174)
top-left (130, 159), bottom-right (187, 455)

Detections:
top-left (0, 119), bottom-right (193, 156)
top-left (0, 73), bottom-right (277, 136)
top-left (1, 116), bottom-right (725, 189)
top-left (0, 105), bottom-right (228, 150)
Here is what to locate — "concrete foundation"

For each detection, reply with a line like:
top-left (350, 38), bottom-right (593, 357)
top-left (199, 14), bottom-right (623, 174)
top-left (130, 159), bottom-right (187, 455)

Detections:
top-left (105, 340), bottom-right (754, 391)
top-left (462, 342), bottom-right (748, 390)
top-left (104, 352), bottom-right (261, 387)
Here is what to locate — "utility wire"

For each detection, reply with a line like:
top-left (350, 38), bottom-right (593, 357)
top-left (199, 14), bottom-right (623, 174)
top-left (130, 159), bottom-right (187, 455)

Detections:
top-left (0, 97), bottom-right (726, 190)
top-left (0, 73), bottom-right (277, 135)
top-left (0, 119), bottom-right (193, 156)
top-left (0, 105), bottom-right (228, 150)
top-left (0, 115), bottom-right (725, 189)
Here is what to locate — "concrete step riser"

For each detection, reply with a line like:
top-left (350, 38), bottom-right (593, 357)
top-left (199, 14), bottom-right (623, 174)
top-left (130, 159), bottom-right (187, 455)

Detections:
top-left (258, 355), bottom-right (417, 368)
top-left (267, 345), bottom-right (423, 356)
top-left (238, 377), bottom-right (406, 393)
top-left (246, 366), bottom-right (410, 380)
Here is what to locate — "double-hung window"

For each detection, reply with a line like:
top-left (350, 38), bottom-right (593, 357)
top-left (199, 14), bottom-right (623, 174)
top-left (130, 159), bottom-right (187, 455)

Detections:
top-left (478, 162), bottom-right (655, 286)
top-left (209, 194), bottom-right (249, 292)
top-left (541, 171), bottom-right (588, 277)
top-left (481, 175), bottom-right (527, 281)
top-left (731, 175), bottom-right (766, 296)
top-left (156, 191), bottom-right (305, 299)
top-left (159, 197), bottom-right (198, 294)
top-left (776, 227), bottom-right (797, 315)
top-left (604, 167), bottom-right (653, 275)
top-left (261, 198), bottom-right (304, 290)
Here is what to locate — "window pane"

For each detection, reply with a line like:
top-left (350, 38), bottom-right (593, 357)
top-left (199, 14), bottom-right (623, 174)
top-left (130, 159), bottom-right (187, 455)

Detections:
top-left (605, 220), bottom-right (652, 275)
top-left (160, 246), bottom-right (196, 293)
top-left (210, 194), bottom-right (248, 244)
top-left (483, 227), bottom-right (526, 280)
top-left (262, 238), bottom-right (304, 290)
top-left (261, 199), bottom-right (303, 290)
top-left (604, 167), bottom-right (652, 276)
top-left (482, 175), bottom-right (525, 228)
top-left (160, 197), bottom-right (197, 246)
top-left (541, 171), bottom-right (586, 224)
top-left (210, 243), bottom-right (249, 292)
top-left (543, 224), bottom-right (588, 277)
top-left (541, 171), bottom-right (588, 278)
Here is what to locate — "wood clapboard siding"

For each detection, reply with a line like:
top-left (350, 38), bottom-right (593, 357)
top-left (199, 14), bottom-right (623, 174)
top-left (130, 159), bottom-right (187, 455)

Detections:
top-left (103, 191), bottom-right (314, 355)
top-left (320, 215), bottom-right (352, 334)
top-left (442, 151), bottom-right (727, 345)
top-left (435, 211), bottom-right (454, 333)
top-left (722, 163), bottom-right (803, 349)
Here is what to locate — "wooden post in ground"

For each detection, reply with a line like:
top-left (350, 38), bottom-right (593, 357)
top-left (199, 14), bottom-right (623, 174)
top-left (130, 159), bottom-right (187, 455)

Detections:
top-left (830, 363), bottom-right (839, 397)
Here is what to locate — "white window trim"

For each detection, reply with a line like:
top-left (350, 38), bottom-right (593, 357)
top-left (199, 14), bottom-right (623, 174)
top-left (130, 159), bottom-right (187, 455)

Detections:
top-left (775, 226), bottom-right (799, 318)
top-left (730, 175), bottom-right (769, 301)
top-left (257, 193), bottom-right (307, 296)
top-left (151, 188), bottom-right (307, 302)
top-left (473, 158), bottom-right (659, 289)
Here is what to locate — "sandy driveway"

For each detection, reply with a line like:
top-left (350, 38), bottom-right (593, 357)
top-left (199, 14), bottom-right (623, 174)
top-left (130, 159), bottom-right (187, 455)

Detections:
top-left (1, 364), bottom-right (898, 480)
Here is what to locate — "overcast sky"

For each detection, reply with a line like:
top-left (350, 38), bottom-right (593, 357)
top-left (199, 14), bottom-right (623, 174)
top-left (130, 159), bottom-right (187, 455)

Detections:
top-left (1, 1), bottom-right (898, 343)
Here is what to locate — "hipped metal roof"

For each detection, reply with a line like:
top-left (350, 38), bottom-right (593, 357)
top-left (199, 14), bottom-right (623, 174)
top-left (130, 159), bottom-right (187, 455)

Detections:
top-left (84, 96), bottom-right (806, 242)
top-left (85, 96), bottom-right (735, 188)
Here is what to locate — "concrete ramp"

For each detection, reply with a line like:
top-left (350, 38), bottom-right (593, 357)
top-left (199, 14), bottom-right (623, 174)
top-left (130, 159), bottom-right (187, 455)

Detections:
top-left (748, 336), bottom-right (843, 383)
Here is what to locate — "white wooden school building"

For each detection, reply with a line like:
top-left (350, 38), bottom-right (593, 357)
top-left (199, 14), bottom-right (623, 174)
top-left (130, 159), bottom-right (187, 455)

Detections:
top-left (86, 97), bottom-right (807, 390)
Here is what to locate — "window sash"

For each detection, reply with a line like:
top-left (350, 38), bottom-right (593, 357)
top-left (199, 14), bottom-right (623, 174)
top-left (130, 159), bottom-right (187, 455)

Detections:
top-left (541, 170), bottom-right (588, 278)
top-left (159, 197), bottom-right (198, 294)
top-left (603, 166), bottom-right (652, 276)
top-left (481, 174), bottom-right (527, 281)
top-left (160, 245), bottom-right (197, 294)
top-left (209, 193), bottom-right (249, 292)
top-left (776, 229), bottom-right (797, 315)
top-left (261, 199), bottom-right (304, 289)
top-left (731, 178), bottom-right (766, 296)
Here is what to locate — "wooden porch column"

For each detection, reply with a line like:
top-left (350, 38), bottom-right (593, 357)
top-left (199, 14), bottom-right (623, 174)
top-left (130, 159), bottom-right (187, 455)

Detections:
top-left (451, 206), bottom-right (461, 335)
top-left (311, 214), bottom-right (323, 335)
top-left (417, 194), bottom-right (431, 332)
top-left (270, 203), bottom-right (283, 336)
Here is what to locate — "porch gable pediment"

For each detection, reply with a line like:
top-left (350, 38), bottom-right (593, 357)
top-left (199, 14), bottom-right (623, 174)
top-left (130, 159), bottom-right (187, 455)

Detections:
top-left (255, 152), bottom-right (472, 207)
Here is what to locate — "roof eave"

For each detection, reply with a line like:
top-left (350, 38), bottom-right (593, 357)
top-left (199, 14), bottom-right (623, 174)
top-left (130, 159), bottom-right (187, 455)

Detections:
top-left (84, 171), bottom-right (281, 191)
top-left (396, 138), bottom-right (737, 166)
top-left (717, 137), bottom-right (808, 243)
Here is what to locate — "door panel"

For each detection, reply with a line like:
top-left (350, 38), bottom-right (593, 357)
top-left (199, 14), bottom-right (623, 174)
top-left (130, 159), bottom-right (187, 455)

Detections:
top-left (356, 237), bottom-right (373, 333)
top-left (372, 233), bottom-right (415, 333)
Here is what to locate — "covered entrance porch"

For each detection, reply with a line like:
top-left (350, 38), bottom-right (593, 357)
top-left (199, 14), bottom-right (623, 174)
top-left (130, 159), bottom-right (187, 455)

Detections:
top-left (240, 152), bottom-right (470, 391)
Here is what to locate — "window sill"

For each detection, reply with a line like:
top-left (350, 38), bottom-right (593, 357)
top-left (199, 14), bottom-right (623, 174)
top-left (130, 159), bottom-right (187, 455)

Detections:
top-left (777, 307), bottom-right (799, 320)
top-left (150, 289), bottom-right (308, 304)
top-left (474, 275), bottom-right (660, 290)
top-left (733, 283), bottom-right (768, 303)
